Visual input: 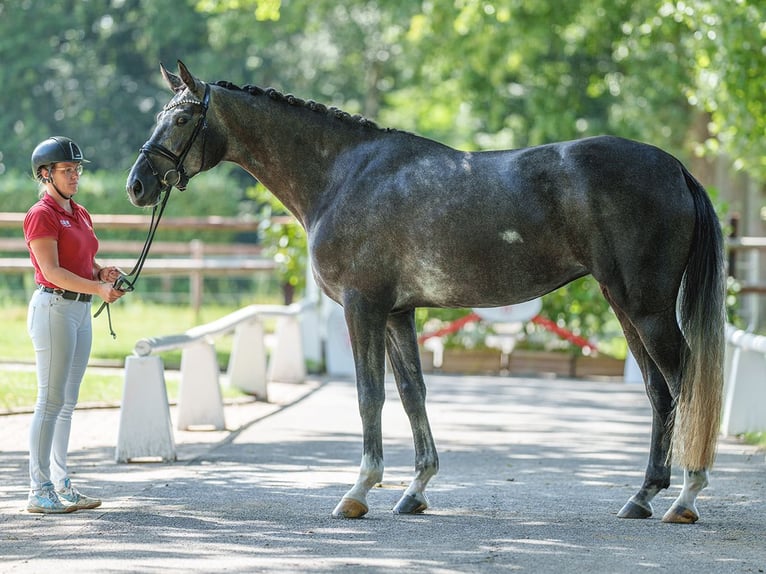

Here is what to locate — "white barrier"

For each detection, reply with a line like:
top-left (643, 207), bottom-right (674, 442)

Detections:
top-left (721, 324), bottom-right (766, 436)
top-left (115, 300), bottom-right (316, 463)
top-left (115, 355), bottom-right (176, 462)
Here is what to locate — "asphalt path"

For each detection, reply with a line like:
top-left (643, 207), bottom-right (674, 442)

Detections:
top-left (1, 373), bottom-right (764, 573)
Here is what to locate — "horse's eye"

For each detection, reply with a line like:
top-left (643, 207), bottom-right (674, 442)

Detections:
top-left (176, 115), bottom-right (189, 126)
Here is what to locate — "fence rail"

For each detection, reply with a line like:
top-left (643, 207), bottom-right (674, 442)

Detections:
top-left (728, 236), bottom-right (766, 295)
top-left (0, 213), bottom-right (285, 310)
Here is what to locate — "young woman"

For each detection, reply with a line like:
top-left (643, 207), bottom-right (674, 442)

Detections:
top-left (24, 136), bottom-right (127, 513)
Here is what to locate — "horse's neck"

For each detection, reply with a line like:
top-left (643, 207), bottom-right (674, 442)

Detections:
top-left (219, 92), bottom-right (379, 227)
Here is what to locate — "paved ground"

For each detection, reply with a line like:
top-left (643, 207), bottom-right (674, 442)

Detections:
top-left (0, 373), bottom-right (764, 573)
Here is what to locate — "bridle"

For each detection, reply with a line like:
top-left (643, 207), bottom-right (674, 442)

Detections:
top-left (139, 83), bottom-right (211, 192)
top-left (94, 84), bottom-right (211, 338)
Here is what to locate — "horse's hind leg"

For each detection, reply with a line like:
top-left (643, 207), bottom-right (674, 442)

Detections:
top-left (605, 295), bottom-right (675, 519)
top-left (617, 350), bottom-right (674, 519)
top-left (385, 310), bottom-right (439, 514)
top-left (631, 309), bottom-right (710, 523)
top-left (663, 469), bottom-right (709, 523)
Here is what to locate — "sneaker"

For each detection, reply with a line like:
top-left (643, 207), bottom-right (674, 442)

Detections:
top-left (27, 484), bottom-right (76, 514)
top-left (57, 478), bottom-right (102, 510)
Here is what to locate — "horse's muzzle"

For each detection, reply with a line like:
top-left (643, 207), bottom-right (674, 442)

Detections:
top-left (126, 163), bottom-right (160, 207)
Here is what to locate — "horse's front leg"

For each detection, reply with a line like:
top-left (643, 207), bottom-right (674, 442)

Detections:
top-left (331, 294), bottom-right (388, 519)
top-left (386, 310), bottom-right (438, 514)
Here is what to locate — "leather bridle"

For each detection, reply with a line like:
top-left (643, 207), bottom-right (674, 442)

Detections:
top-left (94, 84), bottom-right (211, 338)
top-left (139, 83), bottom-right (211, 193)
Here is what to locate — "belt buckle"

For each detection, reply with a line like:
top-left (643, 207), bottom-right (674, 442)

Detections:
top-left (53, 289), bottom-right (65, 296)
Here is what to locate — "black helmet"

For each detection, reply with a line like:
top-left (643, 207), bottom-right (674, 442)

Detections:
top-left (31, 136), bottom-right (89, 178)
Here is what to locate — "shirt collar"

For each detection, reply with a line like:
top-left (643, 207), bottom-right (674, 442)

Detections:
top-left (41, 192), bottom-right (82, 216)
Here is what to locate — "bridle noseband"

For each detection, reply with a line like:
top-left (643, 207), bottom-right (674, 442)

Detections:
top-left (139, 83), bottom-right (211, 192)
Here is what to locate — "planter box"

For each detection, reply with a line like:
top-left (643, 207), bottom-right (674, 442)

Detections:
top-left (439, 349), bottom-right (504, 374)
top-left (574, 355), bottom-right (625, 378)
top-left (508, 350), bottom-right (574, 377)
top-left (419, 347), bottom-right (626, 380)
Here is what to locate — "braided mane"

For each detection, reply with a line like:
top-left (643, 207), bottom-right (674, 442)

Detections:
top-left (214, 80), bottom-right (380, 130)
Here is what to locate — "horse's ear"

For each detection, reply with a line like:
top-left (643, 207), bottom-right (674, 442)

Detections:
top-left (177, 60), bottom-right (206, 100)
top-left (160, 62), bottom-right (185, 94)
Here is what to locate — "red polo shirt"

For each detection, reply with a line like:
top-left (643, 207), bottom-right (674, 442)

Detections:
top-left (24, 193), bottom-right (99, 288)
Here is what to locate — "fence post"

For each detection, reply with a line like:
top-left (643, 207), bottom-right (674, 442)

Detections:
top-left (227, 318), bottom-right (269, 399)
top-left (190, 239), bottom-right (204, 315)
top-left (115, 355), bottom-right (176, 462)
top-left (268, 315), bottom-right (306, 383)
top-left (177, 339), bottom-right (226, 430)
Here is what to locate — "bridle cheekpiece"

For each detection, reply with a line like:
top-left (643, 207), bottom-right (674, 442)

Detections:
top-left (139, 83), bottom-right (211, 192)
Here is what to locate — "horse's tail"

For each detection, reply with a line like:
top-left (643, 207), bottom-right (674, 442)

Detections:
top-left (673, 165), bottom-right (726, 471)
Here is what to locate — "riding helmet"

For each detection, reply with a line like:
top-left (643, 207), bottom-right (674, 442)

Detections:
top-left (31, 136), bottom-right (89, 178)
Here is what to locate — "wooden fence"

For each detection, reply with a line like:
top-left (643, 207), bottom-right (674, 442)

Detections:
top-left (0, 212), bottom-right (284, 310)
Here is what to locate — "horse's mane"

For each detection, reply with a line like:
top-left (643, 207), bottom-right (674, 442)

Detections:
top-left (214, 80), bottom-right (381, 130)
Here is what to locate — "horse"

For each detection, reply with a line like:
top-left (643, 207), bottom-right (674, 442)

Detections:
top-left (126, 61), bottom-right (725, 524)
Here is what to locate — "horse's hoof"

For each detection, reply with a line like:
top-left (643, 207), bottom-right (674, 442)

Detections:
top-left (332, 497), bottom-right (369, 519)
top-left (392, 493), bottom-right (428, 515)
top-left (662, 503), bottom-right (699, 524)
top-left (617, 499), bottom-right (653, 519)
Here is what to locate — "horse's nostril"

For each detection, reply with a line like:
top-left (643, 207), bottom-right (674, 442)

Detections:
top-left (128, 180), bottom-right (143, 198)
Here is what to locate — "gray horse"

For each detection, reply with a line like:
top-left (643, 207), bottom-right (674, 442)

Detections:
top-left (127, 61), bottom-right (725, 524)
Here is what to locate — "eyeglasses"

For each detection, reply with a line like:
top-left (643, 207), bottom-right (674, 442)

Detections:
top-left (53, 165), bottom-right (84, 177)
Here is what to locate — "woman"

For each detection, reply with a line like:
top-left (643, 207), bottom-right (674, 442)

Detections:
top-left (24, 136), bottom-right (127, 513)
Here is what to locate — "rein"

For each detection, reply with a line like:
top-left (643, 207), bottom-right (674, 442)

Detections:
top-left (93, 189), bottom-right (171, 338)
top-left (95, 84), bottom-right (211, 338)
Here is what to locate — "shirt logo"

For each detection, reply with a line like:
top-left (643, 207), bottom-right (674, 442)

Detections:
top-left (60, 219), bottom-right (71, 227)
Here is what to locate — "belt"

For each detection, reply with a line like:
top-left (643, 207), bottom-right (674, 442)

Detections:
top-left (39, 286), bottom-right (92, 302)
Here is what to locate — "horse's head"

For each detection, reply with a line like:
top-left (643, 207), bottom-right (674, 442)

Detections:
top-left (127, 61), bottom-right (222, 207)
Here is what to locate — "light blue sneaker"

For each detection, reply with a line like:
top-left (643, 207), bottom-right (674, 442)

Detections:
top-left (27, 483), bottom-right (76, 514)
top-left (57, 478), bottom-right (101, 510)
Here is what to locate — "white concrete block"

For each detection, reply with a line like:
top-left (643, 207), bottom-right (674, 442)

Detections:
top-left (177, 339), bottom-right (225, 430)
top-left (115, 355), bottom-right (176, 463)
top-left (228, 319), bottom-right (268, 400)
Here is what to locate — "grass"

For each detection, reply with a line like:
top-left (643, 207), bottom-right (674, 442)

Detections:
top-left (0, 368), bottom-right (168, 412)
top-left (0, 300), bottom-right (247, 364)
top-left (742, 432), bottom-right (766, 450)
top-left (0, 300), bottom-right (276, 412)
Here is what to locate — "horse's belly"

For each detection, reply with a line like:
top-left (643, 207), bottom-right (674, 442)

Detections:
top-left (401, 255), bottom-right (586, 309)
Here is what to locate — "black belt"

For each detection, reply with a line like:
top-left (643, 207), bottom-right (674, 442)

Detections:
top-left (39, 286), bottom-right (92, 302)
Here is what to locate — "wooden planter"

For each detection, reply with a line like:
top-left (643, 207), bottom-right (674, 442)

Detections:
top-left (507, 350), bottom-right (574, 377)
top-left (419, 347), bottom-right (625, 380)
top-left (574, 355), bottom-right (625, 378)
top-left (438, 348), bottom-right (504, 374)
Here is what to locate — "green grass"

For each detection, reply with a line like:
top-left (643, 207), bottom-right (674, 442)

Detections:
top-left (0, 368), bottom-right (248, 413)
top-left (0, 301), bottom-right (276, 412)
top-left (0, 300), bottom-right (272, 365)
top-left (0, 368), bottom-right (166, 412)
top-left (742, 432), bottom-right (766, 450)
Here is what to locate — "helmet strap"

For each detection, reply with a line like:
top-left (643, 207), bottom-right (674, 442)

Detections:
top-left (51, 180), bottom-right (73, 201)
top-left (42, 166), bottom-right (73, 201)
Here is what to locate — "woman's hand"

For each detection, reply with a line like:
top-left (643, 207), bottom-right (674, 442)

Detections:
top-left (96, 281), bottom-right (127, 304)
top-left (98, 266), bottom-right (124, 284)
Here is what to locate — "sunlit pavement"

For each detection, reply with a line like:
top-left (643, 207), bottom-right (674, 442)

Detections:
top-left (1, 374), bottom-right (764, 573)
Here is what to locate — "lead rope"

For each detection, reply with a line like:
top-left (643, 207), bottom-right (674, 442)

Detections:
top-left (94, 188), bottom-right (172, 338)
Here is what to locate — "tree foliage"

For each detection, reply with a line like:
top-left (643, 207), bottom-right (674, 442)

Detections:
top-left (2, 0), bottom-right (763, 178)
top-left (1, 0), bottom-right (762, 344)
